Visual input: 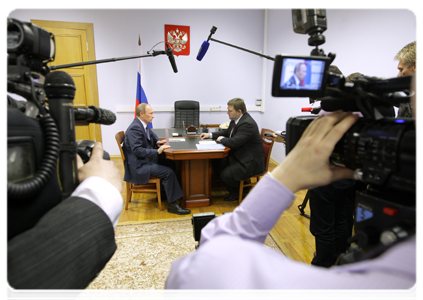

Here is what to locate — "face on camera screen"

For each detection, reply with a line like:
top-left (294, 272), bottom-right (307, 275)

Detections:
top-left (280, 58), bottom-right (326, 91)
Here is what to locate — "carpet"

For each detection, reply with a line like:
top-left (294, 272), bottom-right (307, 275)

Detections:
top-left (86, 217), bottom-right (282, 290)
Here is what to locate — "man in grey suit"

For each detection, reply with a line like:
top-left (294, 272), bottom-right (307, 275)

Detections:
top-left (123, 103), bottom-right (190, 215)
top-left (200, 98), bottom-right (265, 202)
top-left (8, 142), bottom-right (123, 289)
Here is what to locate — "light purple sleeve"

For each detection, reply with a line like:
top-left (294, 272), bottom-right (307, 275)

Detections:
top-left (165, 174), bottom-right (416, 289)
top-left (200, 173), bottom-right (295, 245)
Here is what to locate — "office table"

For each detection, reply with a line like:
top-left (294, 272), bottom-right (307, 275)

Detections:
top-left (152, 128), bottom-right (229, 208)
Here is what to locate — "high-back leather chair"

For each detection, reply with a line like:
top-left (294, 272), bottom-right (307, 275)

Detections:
top-left (174, 100), bottom-right (200, 128)
top-left (115, 131), bottom-right (162, 210)
top-left (238, 128), bottom-right (275, 204)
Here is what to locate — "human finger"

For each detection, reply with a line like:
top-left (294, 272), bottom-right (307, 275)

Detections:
top-left (76, 154), bottom-right (84, 169)
top-left (322, 113), bottom-right (359, 148)
top-left (301, 111), bottom-right (347, 140)
top-left (89, 142), bottom-right (104, 160)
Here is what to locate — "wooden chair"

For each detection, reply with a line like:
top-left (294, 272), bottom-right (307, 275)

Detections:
top-left (238, 128), bottom-right (275, 204)
top-left (115, 131), bottom-right (162, 210)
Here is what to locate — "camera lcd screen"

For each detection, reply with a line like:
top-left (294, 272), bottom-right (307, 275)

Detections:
top-left (7, 139), bottom-right (36, 183)
top-left (272, 55), bottom-right (331, 98)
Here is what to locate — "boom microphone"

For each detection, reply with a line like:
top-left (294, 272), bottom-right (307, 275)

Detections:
top-left (165, 43), bottom-right (178, 73)
top-left (44, 70), bottom-right (79, 198)
top-left (196, 41), bottom-right (210, 61)
top-left (196, 26), bottom-right (217, 61)
top-left (74, 106), bottom-right (117, 126)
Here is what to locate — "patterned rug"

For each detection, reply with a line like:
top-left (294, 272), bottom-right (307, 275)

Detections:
top-left (87, 217), bottom-right (282, 290)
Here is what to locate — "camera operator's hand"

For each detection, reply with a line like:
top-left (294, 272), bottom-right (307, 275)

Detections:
top-left (272, 111), bottom-right (359, 193)
top-left (76, 142), bottom-right (123, 193)
top-left (158, 144), bottom-right (171, 154)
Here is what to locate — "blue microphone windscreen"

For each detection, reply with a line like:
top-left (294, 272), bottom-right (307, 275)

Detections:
top-left (196, 41), bottom-right (210, 61)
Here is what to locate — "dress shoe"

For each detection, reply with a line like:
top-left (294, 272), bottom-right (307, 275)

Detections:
top-left (224, 194), bottom-right (239, 202)
top-left (167, 202), bottom-right (191, 215)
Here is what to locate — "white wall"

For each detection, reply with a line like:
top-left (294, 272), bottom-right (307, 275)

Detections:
top-left (263, 9), bottom-right (416, 163)
top-left (8, 9), bottom-right (266, 155)
top-left (8, 9), bottom-right (416, 161)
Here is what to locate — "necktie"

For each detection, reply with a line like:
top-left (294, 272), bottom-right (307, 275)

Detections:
top-left (230, 124), bottom-right (235, 137)
top-left (300, 79), bottom-right (305, 86)
top-left (146, 126), bottom-right (150, 140)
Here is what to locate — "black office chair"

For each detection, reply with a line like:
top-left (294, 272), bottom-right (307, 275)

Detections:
top-left (174, 100), bottom-right (200, 128)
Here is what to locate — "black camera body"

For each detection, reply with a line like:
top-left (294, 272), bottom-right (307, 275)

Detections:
top-left (273, 9), bottom-right (416, 261)
top-left (7, 18), bottom-right (111, 239)
top-left (192, 212), bottom-right (216, 244)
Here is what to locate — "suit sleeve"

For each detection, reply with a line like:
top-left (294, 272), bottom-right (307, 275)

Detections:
top-left (8, 197), bottom-right (117, 289)
top-left (126, 123), bottom-right (158, 160)
top-left (152, 130), bottom-right (160, 146)
top-left (211, 125), bottom-right (231, 140)
top-left (220, 120), bottom-right (255, 149)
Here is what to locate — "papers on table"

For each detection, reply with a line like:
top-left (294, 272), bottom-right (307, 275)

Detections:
top-left (196, 143), bottom-right (225, 150)
top-left (169, 138), bottom-right (186, 142)
top-left (199, 140), bottom-right (216, 144)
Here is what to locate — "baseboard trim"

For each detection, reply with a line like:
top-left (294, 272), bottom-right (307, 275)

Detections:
top-left (270, 157), bottom-right (279, 166)
top-left (111, 155), bottom-right (279, 166)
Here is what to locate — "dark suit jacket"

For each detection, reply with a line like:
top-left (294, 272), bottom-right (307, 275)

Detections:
top-left (123, 118), bottom-right (160, 184)
top-left (283, 75), bottom-right (299, 88)
top-left (212, 112), bottom-right (265, 181)
top-left (8, 197), bottom-right (116, 289)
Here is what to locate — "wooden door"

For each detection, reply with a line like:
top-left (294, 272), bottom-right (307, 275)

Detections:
top-left (31, 20), bottom-right (102, 143)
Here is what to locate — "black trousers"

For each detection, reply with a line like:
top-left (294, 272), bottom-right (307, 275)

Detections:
top-left (309, 179), bottom-right (356, 267)
top-left (212, 157), bottom-right (240, 196)
top-left (150, 158), bottom-right (183, 203)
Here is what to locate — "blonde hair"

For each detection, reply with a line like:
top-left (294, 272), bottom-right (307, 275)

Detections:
top-left (136, 103), bottom-right (150, 117)
top-left (345, 72), bottom-right (364, 83)
top-left (394, 41), bottom-right (416, 68)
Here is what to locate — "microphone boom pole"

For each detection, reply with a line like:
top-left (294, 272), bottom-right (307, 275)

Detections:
top-left (49, 53), bottom-right (157, 71)
top-left (197, 26), bottom-right (275, 61)
top-left (209, 37), bottom-right (275, 61)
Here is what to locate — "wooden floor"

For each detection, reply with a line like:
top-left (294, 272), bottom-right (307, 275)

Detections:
top-left (112, 157), bottom-right (314, 264)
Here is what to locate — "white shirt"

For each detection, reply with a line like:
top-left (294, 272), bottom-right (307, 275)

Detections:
top-left (71, 176), bottom-right (123, 227)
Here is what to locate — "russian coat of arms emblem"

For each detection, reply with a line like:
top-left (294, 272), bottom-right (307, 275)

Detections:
top-left (164, 25), bottom-right (190, 56)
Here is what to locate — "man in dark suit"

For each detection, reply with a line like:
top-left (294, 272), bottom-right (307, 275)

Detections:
top-left (123, 103), bottom-right (190, 215)
top-left (200, 98), bottom-right (265, 202)
top-left (8, 142), bottom-right (123, 289)
top-left (283, 62), bottom-right (307, 89)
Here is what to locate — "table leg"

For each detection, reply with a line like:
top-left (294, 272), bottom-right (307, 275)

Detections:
top-left (180, 158), bottom-right (212, 208)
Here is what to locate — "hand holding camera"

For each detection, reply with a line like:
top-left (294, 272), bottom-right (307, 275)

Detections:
top-left (76, 142), bottom-right (123, 193)
top-left (272, 111), bottom-right (359, 193)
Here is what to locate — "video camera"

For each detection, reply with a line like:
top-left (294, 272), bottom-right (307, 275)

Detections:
top-left (7, 18), bottom-right (115, 240)
top-left (272, 9), bottom-right (415, 263)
